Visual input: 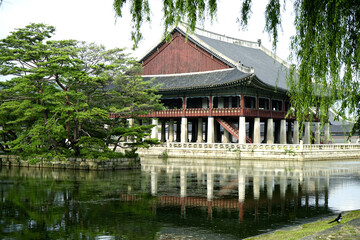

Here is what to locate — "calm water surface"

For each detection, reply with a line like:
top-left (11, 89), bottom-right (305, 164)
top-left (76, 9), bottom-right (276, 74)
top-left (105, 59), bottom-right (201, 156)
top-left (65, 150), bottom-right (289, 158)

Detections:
top-left (1, 158), bottom-right (360, 239)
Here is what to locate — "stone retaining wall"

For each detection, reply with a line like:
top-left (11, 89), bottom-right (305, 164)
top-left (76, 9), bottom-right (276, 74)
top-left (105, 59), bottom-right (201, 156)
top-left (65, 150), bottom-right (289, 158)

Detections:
top-left (0, 155), bottom-right (140, 170)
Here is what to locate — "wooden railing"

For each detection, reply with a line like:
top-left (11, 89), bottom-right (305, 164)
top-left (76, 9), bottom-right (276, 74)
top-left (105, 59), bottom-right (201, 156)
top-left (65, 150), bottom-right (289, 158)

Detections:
top-left (146, 107), bottom-right (290, 118)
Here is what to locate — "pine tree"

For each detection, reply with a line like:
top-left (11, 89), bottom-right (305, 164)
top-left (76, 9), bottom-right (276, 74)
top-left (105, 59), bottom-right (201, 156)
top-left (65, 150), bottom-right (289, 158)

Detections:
top-left (0, 23), bottom-right (163, 161)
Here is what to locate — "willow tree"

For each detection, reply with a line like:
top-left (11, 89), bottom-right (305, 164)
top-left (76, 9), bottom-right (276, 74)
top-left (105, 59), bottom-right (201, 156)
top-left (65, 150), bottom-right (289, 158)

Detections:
top-left (114, 0), bottom-right (360, 134)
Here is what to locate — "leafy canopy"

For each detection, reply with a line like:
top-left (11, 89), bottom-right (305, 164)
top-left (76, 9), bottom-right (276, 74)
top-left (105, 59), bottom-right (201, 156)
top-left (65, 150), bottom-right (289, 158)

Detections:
top-left (0, 23), bottom-right (163, 160)
top-left (114, 0), bottom-right (360, 134)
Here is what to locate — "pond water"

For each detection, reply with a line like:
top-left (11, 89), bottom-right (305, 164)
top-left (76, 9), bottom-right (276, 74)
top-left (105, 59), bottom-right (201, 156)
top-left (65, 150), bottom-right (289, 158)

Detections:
top-left (1, 158), bottom-right (360, 239)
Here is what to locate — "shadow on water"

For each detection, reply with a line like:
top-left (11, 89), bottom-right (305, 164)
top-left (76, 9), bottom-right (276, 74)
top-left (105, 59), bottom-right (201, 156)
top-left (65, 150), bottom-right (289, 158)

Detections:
top-left (1, 158), bottom-right (360, 239)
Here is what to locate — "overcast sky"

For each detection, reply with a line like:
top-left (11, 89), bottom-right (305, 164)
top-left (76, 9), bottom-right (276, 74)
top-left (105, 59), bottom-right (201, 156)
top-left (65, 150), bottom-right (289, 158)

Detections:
top-left (0, 0), bottom-right (295, 60)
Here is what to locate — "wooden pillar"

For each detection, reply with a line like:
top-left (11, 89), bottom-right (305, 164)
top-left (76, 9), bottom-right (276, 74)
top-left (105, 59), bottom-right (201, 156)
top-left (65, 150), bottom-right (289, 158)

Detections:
top-left (240, 94), bottom-right (245, 108)
top-left (209, 96), bottom-right (213, 109)
top-left (182, 96), bottom-right (186, 109)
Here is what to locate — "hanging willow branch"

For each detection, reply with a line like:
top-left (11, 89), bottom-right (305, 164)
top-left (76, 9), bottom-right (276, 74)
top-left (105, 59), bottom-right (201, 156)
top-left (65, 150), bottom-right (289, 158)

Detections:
top-left (289, 0), bottom-right (360, 134)
top-left (114, 0), bottom-right (360, 134)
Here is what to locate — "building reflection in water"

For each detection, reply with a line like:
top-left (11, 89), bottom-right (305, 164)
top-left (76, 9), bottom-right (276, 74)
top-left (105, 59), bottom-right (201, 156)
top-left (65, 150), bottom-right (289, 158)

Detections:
top-left (2, 159), bottom-right (360, 239)
top-left (144, 158), bottom-right (360, 223)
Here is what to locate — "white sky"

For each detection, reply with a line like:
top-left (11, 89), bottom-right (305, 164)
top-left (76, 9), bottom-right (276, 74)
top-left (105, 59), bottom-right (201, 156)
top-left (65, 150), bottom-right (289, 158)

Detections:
top-left (0, 0), bottom-right (295, 61)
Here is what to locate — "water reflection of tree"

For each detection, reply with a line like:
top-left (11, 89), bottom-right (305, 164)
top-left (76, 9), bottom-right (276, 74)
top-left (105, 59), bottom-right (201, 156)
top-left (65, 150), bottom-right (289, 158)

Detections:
top-left (0, 168), bottom-right (160, 239)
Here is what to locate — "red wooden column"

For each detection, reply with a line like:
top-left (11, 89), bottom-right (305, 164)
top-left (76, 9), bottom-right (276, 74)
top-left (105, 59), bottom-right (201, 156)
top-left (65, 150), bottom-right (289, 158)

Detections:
top-left (240, 94), bottom-right (245, 108)
top-left (182, 96), bottom-right (186, 116)
top-left (240, 94), bottom-right (245, 116)
top-left (208, 95), bottom-right (213, 115)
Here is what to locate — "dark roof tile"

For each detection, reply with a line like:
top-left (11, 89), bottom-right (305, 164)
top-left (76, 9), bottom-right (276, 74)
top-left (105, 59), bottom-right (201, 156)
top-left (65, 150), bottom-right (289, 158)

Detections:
top-left (143, 68), bottom-right (251, 91)
top-left (194, 33), bottom-right (290, 90)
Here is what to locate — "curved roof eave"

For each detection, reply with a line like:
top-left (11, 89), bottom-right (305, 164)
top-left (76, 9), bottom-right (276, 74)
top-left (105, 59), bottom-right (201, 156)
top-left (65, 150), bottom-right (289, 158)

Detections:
top-left (250, 75), bottom-right (288, 94)
top-left (156, 73), bottom-right (254, 93)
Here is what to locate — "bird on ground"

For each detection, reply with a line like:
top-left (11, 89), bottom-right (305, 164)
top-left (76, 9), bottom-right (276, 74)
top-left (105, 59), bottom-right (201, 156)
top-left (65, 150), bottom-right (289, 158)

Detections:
top-left (328, 213), bottom-right (342, 224)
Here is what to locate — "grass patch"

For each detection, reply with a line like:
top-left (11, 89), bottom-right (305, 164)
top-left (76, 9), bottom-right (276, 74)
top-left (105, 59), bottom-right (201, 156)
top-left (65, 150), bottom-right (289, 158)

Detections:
top-left (247, 210), bottom-right (360, 240)
top-left (320, 224), bottom-right (360, 240)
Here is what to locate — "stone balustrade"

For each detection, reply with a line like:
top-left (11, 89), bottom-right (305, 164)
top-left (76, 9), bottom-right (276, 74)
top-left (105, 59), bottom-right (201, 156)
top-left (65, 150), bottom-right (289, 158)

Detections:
top-left (137, 142), bottom-right (360, 161)
top-left (165, 142), bottom-right (360, 151)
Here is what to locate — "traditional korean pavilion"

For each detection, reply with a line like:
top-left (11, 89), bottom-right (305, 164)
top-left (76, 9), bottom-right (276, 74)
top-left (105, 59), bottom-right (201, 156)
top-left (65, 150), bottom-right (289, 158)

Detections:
top-left (139, 24), bottom-right (330, 144)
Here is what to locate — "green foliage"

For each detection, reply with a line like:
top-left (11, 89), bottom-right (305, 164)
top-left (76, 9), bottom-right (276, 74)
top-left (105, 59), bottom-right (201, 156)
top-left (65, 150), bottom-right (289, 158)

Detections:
top-left (238, 0), bottom-right (252, 29)
top-left (115, 0), bottom-right (360, 136)
top-left (248, 210), bottom-right (360, 240)
top-left (113, 0), bottom-right (218, 49)
top-left (289, 1), bottom-right (360, 136)
top-left (284, 148), bottom-right (296, 157)
top-left (0, 23), bottom-right (163, 159)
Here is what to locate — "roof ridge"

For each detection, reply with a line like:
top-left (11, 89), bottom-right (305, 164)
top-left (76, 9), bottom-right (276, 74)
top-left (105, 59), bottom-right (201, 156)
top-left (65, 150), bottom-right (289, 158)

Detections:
top-left (259, 45), bottom-right (292, 69)
top-left (142, 67), bottom-right (236, 78)
top-left (193, 26), bottom-right (260, 49)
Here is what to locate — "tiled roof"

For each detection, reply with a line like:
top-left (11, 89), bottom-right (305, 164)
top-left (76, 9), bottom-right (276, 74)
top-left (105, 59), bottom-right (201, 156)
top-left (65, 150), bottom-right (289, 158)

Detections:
top-left (140, 24), bottom-right (292, 92)
top-left (143, 68), bottom-right (252, 92)
top-left (193, 32), bottom-right (290, 91)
